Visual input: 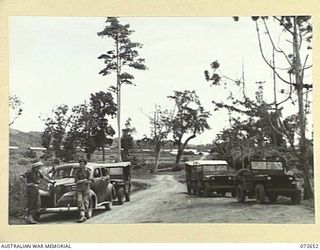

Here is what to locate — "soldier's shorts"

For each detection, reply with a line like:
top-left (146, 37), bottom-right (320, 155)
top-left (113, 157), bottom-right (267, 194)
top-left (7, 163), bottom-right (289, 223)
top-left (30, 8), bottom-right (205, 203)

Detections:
top-left (26, 186), bottom-right (41, 217)
top-left (75, 190), bottom-right (90, 212)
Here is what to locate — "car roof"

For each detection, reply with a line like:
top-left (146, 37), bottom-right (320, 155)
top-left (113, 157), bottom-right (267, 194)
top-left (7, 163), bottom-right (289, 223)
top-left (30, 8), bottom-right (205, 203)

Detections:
top-left (185, 160), bottom-right (228, 166)
top-left (56, 162), bottom-right (131, 170)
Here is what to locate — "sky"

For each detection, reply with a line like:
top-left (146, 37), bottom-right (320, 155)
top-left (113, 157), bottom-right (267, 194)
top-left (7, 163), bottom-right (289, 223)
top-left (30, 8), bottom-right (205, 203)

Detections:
top-left (9, 16), bottom-right (313, 145)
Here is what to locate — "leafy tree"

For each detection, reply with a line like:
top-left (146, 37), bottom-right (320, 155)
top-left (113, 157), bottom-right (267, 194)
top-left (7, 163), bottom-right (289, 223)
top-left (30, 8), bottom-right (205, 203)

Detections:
top-left (98, 17), bottom-right (147, 161)
top-left (121, 118), bottom-right (136, 161)
top-left (41, 104), bottom-right (69, 159)
top-left (9, 95), bottom-right (23, 126)
top-left (205, 16), bottom-right (313, 199)
top-left (167, 90), bottom-right (211, 164)
top-left (67, 103), bottom-right (96, 160)
top-left (89, 91), bottom-right (117, 161)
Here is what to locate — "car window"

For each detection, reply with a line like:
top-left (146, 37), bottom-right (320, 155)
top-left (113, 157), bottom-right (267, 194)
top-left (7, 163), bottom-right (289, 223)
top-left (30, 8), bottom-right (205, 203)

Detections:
top-left (108, 168), bottom-right (122, 175)
top-left (93, 168), bottom-right (101, 178)
top-left (101, 168), bottom-right (107, 177)
top-left (52, 166), bottom-right (75, 180)
top-left (251, 161), bottom-right (267, 170)
top-left (203, 164), bottom-right (228, 174)
top-left (267, 162), bottom-right (283, 170)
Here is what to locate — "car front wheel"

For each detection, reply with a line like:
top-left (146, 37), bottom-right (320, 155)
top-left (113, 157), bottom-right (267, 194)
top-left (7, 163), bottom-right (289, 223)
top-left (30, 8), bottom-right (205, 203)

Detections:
top-left (236, 184), bottom-right (246, 202)
top-left (255, 184), bottom-right (266, 204)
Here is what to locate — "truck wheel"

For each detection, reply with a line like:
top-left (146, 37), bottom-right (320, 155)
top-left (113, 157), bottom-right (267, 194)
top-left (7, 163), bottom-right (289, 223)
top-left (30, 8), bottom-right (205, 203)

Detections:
top-left (125, 186), bottom-right (131, 202)
top-left (268, 193), bottom-right (278, 203)
top-left (85, 197), bottom-right (93, 219)
top-left (218, 191), bottom-right (226, 197)
top-left (195, 183), bottom-right (202, 196)
top-left (117, 188), bottom-right (124, 205)
top-left (187, 182), bottom-right (192, 194)
top-left (204, 187), bottom-right (210, 197)
top-left (231, 189), bottom-right (236, 198)
top-left (255, 184), bottom-right (266, 204)
top-left (236, 184), bottom-right (246, 202)
top-left (291, 191), bottom-right (301, 204)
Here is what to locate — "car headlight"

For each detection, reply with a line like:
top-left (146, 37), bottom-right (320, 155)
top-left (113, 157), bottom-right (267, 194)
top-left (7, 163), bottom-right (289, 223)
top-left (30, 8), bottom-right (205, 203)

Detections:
top-left (288, 177), bottom-right (293, 180)
top-left (267, 176), bottom-right (272, 180)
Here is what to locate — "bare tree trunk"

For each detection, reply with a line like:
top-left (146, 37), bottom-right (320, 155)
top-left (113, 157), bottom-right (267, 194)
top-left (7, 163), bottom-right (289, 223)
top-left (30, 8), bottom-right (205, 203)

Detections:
top-left (293, 17), bottom-right (313, 199)
top-left (116, 38), bottom-right (122, 162)
top-left (175, 145), bottom-right (184, 164)
top-left (102, 145), bottom-right (105, 162)
top-left (153, 143), bottom-right (161, 173)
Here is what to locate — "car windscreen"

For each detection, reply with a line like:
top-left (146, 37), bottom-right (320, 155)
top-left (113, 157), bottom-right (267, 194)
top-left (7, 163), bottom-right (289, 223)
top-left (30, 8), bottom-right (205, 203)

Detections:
top-left (107, 167), bottom-right (123, 175)
top-left (203, 164), bottom-right (228, 174)
top-left (251, 161), bottom-right (267, 170)
top-left (52, 166), bottom-right (76, 179)
top-left (267, 161), bottom-right (283, 170)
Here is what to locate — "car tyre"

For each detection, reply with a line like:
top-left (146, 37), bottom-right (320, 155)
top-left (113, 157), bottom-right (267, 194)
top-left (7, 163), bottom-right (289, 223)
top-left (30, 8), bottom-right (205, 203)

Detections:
top-left (236, 184), bottom-right (246, 202)
top-left (255, 184), bottom-right (266, 204)
top-left (291, 191), bottom-right (301, 204)
top-left (85, 197), bottom-right (93, 219)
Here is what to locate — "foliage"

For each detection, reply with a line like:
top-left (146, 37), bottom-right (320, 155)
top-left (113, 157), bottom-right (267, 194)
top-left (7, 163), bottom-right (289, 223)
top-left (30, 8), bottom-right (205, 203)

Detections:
top-left (41, 104), bottom-right (69, 159)
top-left (167, 90), bottom-right (211, 164)
top-left (121, 118), bottom-right (136, 161)
top-left (98, 17), bottom-right (147, 161)
top-left (9, 95), bottom-right (23, 126)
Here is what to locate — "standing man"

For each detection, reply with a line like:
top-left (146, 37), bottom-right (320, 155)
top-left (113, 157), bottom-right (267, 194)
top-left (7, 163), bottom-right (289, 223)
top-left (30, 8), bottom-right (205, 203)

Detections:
top-left (22, 161), bottom-right (55, 224)
top-left (74, 159), bottom-right (91, 223)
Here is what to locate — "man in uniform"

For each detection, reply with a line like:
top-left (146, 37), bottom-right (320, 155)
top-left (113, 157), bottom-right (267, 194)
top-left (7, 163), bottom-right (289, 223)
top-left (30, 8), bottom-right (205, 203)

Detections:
top-left (22, 161), bottom-right (55, 224)
top-left (74, 159), bottom-right (92, 223)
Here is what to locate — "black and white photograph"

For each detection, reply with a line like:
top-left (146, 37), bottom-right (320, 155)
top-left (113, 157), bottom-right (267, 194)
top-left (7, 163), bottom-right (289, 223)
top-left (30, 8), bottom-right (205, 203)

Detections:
top-left (8, 15), bottom-right (314, 226)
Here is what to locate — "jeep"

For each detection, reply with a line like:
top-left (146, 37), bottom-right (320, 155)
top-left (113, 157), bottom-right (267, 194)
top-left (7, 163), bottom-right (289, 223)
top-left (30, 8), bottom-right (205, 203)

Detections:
top-left (105, 162), bottom-right (131, 205)
top-left (234, 160), bottom-right (301, 204)
top-left (185, 160), bottom-right (236, 197)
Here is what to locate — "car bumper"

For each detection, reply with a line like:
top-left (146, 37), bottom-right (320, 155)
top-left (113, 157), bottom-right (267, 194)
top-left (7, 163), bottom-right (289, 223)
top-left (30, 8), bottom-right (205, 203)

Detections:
top-left (38, 206), bottom-right (78, 214)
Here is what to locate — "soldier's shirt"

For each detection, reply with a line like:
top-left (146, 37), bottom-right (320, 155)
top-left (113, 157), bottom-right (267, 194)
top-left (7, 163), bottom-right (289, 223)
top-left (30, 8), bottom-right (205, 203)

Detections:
top-left (24, 170), bottom-right (44, 184)
top-left (74, 167), bottom-right (91, 191)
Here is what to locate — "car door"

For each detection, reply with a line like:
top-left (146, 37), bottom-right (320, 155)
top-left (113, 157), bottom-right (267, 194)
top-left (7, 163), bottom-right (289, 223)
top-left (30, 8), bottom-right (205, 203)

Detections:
top-left (91, 167), bottom-right (104, 203)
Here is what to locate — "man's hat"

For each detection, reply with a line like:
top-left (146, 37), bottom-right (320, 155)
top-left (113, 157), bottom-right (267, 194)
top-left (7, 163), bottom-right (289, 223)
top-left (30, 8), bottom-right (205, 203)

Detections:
top-left (31, 161), bottom-right (44, 169)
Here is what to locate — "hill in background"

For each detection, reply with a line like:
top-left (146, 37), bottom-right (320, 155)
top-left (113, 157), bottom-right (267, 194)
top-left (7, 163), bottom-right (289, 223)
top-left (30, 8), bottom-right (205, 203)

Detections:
top-left (9, 129), bottom-right (42, 149)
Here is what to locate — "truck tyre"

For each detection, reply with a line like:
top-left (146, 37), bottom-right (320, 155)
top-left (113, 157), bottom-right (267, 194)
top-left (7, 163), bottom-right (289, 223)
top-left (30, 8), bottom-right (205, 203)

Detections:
top-left (291, 191), bottom-right (301, 204)
top-left (187, 181), bottom-right (192, 194)
top-left (125, 186), bottom-right (131, 202)
top-left (268, 193), bottom-right (278, 203)
top-left (255, 184), bottom-right (266, 204)
top-left (236, 184), bottom-right (246, 202)
top-left (117, 188), bottom-right (124, 205)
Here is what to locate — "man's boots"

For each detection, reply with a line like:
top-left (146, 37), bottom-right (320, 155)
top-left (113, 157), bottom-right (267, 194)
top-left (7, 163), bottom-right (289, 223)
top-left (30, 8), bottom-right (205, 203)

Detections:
top-left (25, 215), bottom-right (37, 224)
top-left (77, 211), bottom-right (86, 223)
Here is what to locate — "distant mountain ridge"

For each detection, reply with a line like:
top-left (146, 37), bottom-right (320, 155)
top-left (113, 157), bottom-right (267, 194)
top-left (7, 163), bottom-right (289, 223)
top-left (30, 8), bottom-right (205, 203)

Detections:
top-left (9, 129), bottom-right (42, 149)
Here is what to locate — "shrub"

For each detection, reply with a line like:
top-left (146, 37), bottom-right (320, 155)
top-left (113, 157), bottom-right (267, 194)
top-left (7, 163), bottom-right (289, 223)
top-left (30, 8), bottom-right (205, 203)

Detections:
top-left (9, 174), bottom-right (26, 218)
top-left (17, 158), bottom-right (29, 166)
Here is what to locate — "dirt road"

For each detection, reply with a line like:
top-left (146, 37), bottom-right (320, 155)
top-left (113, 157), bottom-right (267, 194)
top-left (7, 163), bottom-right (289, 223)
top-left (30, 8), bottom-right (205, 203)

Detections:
top-left (39, 173), bottom-right (315, 224)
